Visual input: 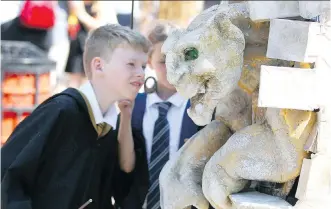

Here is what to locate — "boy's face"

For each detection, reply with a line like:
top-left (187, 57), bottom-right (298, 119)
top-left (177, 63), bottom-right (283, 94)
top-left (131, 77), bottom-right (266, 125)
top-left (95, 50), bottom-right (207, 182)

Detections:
top-left (91, 43), bottom-right (147, 101)
top-left (149, 42), bottom-right (177, 92)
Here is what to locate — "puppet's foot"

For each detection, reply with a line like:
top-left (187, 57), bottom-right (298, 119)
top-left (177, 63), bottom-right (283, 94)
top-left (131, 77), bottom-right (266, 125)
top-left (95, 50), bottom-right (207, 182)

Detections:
top-left (159, 121), bottom-right (231, 209)
top-left (202, 153), bottom-right (248, 209)
top-left (201, 124), bottom-right (273, 209)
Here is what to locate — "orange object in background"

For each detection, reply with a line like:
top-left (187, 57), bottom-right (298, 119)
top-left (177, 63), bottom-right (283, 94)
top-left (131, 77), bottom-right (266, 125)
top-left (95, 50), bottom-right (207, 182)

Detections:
top-left (1, 72), bottom-right (52, 144)
top-left (68, 14), bottom-right (81, 40)
top-left (1, 112), bottom-right (16, 144)
top-left (1, 112), bottom-right (30, 145)
top-left (2, 72), bottom-right (51, 108)
top-left (1, 41), bottom-right (56, 145)
top-left (2, 73), bottom-right (51, 94)
top-left (2, 92), bottom-right (50, 108)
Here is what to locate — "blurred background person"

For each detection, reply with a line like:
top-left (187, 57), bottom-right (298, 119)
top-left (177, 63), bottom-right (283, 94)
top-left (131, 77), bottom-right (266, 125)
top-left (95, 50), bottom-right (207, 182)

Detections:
top-left (64, 0), bottom-right (118, 88)
top-left (48, 0), bottom-right (71, 93)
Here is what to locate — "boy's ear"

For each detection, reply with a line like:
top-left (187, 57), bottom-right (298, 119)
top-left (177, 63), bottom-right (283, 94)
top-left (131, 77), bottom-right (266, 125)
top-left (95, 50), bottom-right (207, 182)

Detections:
top-left (91, 57), bottom-right (103, 72)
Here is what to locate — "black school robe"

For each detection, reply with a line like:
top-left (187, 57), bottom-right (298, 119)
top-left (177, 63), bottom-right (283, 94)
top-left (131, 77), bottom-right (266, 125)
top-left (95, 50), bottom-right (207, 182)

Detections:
top-left (1, 88), bottom-right (148, 209)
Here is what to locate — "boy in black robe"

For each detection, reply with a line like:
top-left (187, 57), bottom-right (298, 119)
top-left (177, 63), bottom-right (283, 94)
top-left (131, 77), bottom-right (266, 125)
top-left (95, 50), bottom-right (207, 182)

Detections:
top-left (1, 24), bottom-right (151, 209)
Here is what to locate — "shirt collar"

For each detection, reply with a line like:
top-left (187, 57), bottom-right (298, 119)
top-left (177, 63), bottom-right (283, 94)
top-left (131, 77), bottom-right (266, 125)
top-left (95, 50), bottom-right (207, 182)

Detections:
top-left (79, 81), bottom-right (119, 129)
top-left (146, 92), bottom-right (187, 108)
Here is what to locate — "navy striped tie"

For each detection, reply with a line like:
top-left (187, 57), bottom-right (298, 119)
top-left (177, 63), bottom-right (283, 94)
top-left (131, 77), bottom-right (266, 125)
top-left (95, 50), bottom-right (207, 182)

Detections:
top-left (147, 102), bottom-right (172, 209)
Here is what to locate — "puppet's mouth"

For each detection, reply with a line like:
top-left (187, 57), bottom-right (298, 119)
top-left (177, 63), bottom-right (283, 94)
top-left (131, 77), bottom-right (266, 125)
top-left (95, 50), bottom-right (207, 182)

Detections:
top-left (188, 77), bottom-right (211, 100)
top-left (186, 77), bottom-right (219, 125)
top-left (188, 92), bottom-right (213, 126)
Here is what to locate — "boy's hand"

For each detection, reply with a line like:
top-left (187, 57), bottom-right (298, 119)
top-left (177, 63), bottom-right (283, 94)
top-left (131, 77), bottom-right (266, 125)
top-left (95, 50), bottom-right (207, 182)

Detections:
top-left (118, 100), bottom-right (134, 119)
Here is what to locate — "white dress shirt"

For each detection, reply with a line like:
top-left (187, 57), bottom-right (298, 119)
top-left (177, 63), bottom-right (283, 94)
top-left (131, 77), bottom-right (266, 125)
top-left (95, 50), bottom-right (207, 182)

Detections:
top-left (143, 92), bottom-right (188, 163)
top-left (79, 81), bottom-right (120, 129)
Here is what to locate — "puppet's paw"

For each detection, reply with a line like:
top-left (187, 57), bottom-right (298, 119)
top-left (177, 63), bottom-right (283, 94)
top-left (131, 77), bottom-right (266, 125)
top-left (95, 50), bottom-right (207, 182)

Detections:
top-left (160, 177), bottom-right (209, 209)
top-left (202, 144), bottom-right (249, 209)
top-left (159, 120), bottom-right (232, 209)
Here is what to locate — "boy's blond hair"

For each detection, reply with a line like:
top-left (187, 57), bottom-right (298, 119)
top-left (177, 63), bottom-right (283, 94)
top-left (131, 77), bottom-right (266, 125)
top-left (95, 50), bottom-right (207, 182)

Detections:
top-left (83, 24), bottom-right (152, 79)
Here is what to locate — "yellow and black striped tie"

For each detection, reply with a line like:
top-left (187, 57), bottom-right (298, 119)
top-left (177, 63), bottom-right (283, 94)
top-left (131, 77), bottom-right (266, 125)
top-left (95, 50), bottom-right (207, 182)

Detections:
top-left (96, 122), bottom-right (112, 138)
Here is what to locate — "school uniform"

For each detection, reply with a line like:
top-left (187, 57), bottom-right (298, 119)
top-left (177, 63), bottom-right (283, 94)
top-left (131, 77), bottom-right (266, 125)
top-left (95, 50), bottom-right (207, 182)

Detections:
top-left (1, 82), bottom-right (148, 209)
top-left (118, 92), bottom-right (202, 209)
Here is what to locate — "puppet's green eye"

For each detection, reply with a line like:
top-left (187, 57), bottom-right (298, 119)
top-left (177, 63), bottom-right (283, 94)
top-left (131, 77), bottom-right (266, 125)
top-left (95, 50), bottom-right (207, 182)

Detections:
top-left (184, 47), bottom-right (199, 61)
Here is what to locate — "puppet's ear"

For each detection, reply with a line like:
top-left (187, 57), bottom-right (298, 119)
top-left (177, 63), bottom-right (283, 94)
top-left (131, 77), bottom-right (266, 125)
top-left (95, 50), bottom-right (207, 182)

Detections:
top-left (210, 2), bottom-right (249, 30)
top-left (205, 3), bottom-right (246, 51)
top-left (186, 4), bottom-right (219, 32)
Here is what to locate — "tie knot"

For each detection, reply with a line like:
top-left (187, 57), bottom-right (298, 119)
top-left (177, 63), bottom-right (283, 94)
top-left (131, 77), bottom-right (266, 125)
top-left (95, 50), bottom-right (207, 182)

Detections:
top-left (157, 102), bottom-right (172, 117)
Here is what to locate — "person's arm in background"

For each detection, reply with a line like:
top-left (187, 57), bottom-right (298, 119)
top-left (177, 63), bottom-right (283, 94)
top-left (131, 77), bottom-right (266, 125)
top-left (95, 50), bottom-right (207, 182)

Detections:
top-left (94, 1), bottom-right (119, 25)
top-left (68, 1), bottom-right (101, 31)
